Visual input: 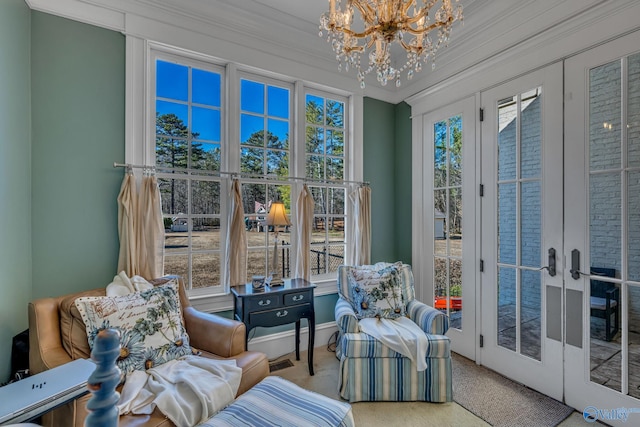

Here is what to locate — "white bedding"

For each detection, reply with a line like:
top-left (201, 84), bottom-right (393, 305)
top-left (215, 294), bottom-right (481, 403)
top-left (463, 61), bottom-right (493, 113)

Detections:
top-left (117, 355), bottom-right (242, 427)
top-left (359, 316), bottom-right (429, 371)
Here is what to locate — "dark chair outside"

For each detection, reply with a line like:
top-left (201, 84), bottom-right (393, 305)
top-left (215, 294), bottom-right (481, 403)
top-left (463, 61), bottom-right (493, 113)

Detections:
top-left (590, 267), bottom-right (618, 342)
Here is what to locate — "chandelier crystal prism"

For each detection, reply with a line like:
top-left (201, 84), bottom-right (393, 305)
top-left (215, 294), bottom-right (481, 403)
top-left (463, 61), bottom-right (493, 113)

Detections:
top-left (319, 0), bottom-right (463, 88)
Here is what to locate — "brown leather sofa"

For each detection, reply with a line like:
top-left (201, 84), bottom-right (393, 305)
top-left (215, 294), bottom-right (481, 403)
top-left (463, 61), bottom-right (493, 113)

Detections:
top-left (28, 276), bottom-right (269, 427)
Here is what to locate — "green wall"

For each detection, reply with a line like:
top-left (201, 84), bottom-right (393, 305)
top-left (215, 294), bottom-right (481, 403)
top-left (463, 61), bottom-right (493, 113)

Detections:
top-left (0, 8), bottom-right (413, 380)
top-left (363, 98), bottom-right (413, 264)
top-left (394, 102), bottom-right (412, 265)
top-left (30, 11), bottom-right (125, 299)
top-left (0, 0), bottom-right (32, 383)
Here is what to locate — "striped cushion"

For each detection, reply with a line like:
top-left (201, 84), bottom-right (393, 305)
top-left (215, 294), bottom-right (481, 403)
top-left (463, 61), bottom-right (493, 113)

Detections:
top-left (407, 299), bottom-right (449, 335)
top-left (340, 332), bottom-right (450, 359)
top-left (206, 376), bottom-right (354, 427)
top-left (338, 354), bottom-right (452, 402)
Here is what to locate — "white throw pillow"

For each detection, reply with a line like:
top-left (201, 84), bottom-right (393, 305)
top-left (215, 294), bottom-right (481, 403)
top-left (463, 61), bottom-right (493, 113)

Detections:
top-left (75, 282), bottom-right (192, 374)
top-left (349, 262), bottom-right (406, 319)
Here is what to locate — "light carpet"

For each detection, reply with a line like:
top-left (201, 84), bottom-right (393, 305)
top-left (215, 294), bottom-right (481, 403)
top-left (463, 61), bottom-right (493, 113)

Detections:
top-left (272, 347), bottom-right (582, 427)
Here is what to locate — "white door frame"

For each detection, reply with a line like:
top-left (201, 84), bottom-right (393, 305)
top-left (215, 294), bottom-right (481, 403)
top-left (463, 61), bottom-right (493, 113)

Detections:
top-left (412, 96), bottom-right (478, 360)
top-left (564, 29), bottom-right (640, 424)
top-left (479, 62), bottom-right (564, 401)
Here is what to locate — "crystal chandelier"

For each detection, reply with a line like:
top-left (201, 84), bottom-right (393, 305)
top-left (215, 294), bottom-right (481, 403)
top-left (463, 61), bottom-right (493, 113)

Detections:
top-left (319, 0), bottom-right (463, 88)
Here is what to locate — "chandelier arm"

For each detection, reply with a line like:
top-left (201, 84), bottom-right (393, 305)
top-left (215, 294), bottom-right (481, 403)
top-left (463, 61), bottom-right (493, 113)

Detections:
top-left (351, 1), bottom-right (376, 26)
top-left (404, 17), bottom-right (453, 36)
top-left (335, 24), bottom-right (383, 40)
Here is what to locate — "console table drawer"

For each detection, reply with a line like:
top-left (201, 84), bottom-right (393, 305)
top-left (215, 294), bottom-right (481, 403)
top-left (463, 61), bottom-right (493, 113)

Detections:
top-left (284, 290), bottom-right (312, 305)
top-left (250, 303), bottom-right (312, 327)
top-left (246, 294), bottom-right (282, 311)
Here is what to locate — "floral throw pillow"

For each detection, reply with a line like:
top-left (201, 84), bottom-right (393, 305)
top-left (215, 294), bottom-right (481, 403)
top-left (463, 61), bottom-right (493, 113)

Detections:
top-left (349, 263), bottom-right (406, 319)
top-left (74, 282), bottom-right (192, 374)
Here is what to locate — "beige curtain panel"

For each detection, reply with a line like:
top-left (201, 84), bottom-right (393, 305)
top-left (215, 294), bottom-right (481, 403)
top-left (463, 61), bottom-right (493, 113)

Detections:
top-left (117, 169), bottom-right (138, 276)
top-left (138, 174), bottom-right (165, 279)
top-left (354, 185), bottom-right (372, 266)
top-left (225, 178), bottom-right (248, 287)
top-left (294, 184), bottom-right (314, 281)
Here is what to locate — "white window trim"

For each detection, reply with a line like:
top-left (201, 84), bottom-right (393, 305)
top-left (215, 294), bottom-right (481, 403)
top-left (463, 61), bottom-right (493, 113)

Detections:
top-left (126, 36), bottom-right (364, 312)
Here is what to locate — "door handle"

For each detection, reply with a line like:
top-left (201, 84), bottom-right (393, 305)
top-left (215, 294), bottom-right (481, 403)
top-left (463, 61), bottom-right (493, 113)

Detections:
top-left (540, 248), bottom-right (557, 276)
top-left (570, 248), bottom-right (582, 280)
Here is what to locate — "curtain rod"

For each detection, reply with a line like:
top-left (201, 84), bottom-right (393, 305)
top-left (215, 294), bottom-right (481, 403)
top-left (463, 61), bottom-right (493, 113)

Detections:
top-left (113, 162), bottom-right (369, 186)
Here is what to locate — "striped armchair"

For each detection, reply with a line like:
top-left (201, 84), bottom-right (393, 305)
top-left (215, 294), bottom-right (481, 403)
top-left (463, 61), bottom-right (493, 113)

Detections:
top-left (335, 263), bottom-right (453, 402)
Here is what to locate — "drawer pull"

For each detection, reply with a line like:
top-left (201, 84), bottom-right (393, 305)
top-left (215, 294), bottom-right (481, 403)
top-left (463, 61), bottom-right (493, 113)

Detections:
top-left (259, 299), bottom-right (271, 306)
top-left (292, 295), bottom-right (304, 302)
top-left (276, 310), bottom-right (288, 318)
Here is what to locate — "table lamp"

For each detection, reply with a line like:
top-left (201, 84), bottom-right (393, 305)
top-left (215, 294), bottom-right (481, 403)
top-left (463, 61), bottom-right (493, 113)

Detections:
top-left (266, 200), bottom-right (291, 286)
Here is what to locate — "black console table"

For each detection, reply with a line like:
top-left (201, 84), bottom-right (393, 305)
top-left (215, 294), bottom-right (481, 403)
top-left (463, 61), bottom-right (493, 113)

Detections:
top-left (231, 278), bottom-right (316, 375)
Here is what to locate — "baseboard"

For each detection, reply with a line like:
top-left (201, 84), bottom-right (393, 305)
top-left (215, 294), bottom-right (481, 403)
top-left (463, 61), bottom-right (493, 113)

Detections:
top-left (246, 321), bottom-right (337, 360)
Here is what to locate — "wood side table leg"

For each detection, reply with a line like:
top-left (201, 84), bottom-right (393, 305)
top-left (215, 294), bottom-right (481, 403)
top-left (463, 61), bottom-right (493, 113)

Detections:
top-left (308, 313), bottom-right (315, 376)
top-left (295, 320), bottom-right (301, 361)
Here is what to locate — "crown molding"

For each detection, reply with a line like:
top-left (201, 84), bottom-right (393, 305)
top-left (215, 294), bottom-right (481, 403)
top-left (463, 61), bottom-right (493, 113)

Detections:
top-left (403, 0), bottom-right (640, 109)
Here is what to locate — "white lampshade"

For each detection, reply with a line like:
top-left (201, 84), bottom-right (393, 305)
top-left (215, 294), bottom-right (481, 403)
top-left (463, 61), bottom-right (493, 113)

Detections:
top-left (266, 201), bottom-right (291, 227)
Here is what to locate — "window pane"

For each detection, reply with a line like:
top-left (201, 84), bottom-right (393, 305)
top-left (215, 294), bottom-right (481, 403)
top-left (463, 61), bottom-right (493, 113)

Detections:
top-left (192, 107), bottom-right (220, 142)
top-left (191, 180), bottom-right (220, 215)
top-left (590, 60), bottom-right (621, 171)
top-left (629, 53), bottom-right (640, 167)
top-left (521, 181), bottom-right (541, 268)
top-left (498, 183), bottom-right (517, 265)
top-left (327, 130), bottom-right (344, 155)
top-left (241, 80), bottom-right (264, 114)
top-left (306, 94), bottom-right (324, 124)
top-left (327, 157), bottom-right (344, 180)
top-left (268, 86), bottom-right (289, 119)
top-left (434, 121), bottom-right (447, 188)
top-left (266, 150), bottom-right (288, 175)
top-left (449, 116), bottom-right (462, 186)
top-left (498, 96), bottom-right (517, 181)
top-left (306, 126), bottom-right (324, 154)
top-left (521, 89), bottom-right (541, 179)
top-left (193, 69), bottom-right (220, 107)
top-left (521, 269), bottom-right (541, 361)
top-left (156, 101), bottom-right (188, 129)
top-left (590, 173), bottom-right (621, 272)
top-left (267, 118), bottom-right (288, 149)
top-left (156, 137), bottom-right (188, 169)
top-left (241, 114), bottom-right (264, 146)
top-left (329, 188), bottom-right (345, 214)
top-left (192, 218), bottom-right (220, 250)
top-left (306, 155), bottom-right (324, 179)
top-left (157, 60), bottom-right (187, 101)
top-left (191, 143), bottom-right (221, 171)
top-left (165, 230), bottom-right (188, 254)
top-left (326, 99), bottom-right (344, 127)
top-left (164, 254), bottom-right (189, 281)
top-left (159, 178), bottom-right (188, 215)
top-left (192, 253), bottom-right (221, 289)
top-left (498, 267), bottom-right (517, 351)
top-left (630, 171), bottom-right (640, 282)
top-left (241, 147), bottom-right (264, 174)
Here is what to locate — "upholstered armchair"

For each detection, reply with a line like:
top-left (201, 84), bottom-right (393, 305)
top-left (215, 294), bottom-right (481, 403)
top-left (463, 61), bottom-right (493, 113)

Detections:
top-left (335, 263), bottom-right (453, 402)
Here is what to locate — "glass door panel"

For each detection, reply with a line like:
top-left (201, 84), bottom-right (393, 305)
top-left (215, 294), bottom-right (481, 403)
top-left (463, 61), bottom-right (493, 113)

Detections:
top-left (496, 88), bottom-right (543, 361)
top-left (433, 116), bottom-right (463, 329)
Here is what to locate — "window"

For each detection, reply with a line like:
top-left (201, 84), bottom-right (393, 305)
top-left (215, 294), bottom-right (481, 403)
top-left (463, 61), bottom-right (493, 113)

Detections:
top-left (239, 75), bottom-right (293, 282)
top-left (148, 46), bottom-right (351, 294)
top-left (305, 93), bottom-right (347, 276)
top-left (153, 52), bottom-right (226, 293)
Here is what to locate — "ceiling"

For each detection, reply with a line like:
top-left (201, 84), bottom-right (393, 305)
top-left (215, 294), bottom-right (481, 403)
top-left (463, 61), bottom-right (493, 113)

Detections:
top-left (145, 0), bottom-right (610, 102)
top-left (31, 0), bottom-right (619, 103)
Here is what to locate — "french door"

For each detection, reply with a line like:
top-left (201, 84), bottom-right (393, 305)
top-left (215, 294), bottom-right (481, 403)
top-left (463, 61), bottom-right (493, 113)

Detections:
top-left (422, 97), bottom-right (477, 360)
top-left (480, 62), bottom-right (564, 401)
top-left (564, 30), bottom-right (640, 422)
